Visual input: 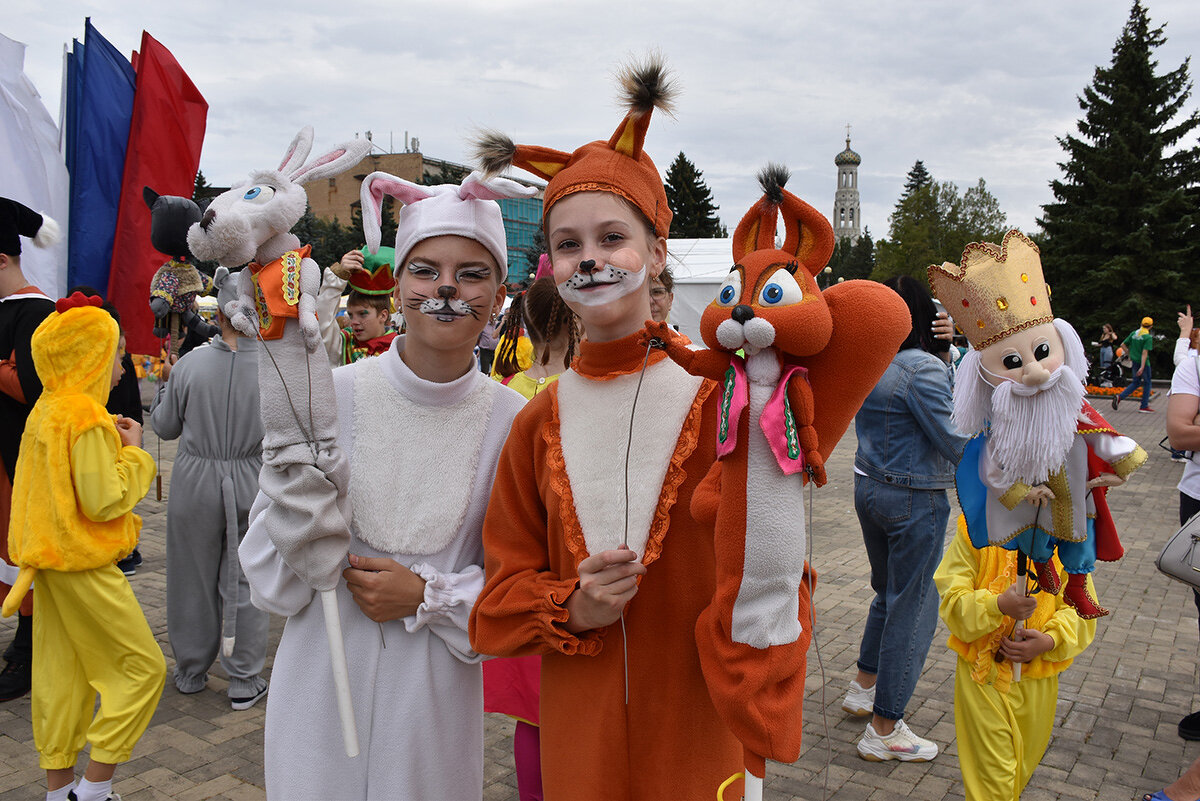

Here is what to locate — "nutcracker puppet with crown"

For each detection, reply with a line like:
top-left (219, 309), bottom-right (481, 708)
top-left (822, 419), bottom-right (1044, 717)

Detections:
top-left (929, 231), bottom-right (1147, 619)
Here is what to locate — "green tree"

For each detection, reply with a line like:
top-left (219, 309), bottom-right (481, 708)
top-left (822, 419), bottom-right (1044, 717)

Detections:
top-left (664, 152), bottom-right (727, 238)
top-left (193, 169), bottom-right (220, 204)
top-left (959, 179), bottom-right (1009, 243)
top-left (1038, 0), bottom-right (1200, 374)
top-left (827, 228), bottom-right (876, 282)
top-left (902, 160), bottom-right (931, 198)
top-left (874, 167), bottom-right (1010, 281)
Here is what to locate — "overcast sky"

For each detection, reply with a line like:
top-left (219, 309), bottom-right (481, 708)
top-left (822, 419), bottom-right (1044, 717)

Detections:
top-left (7, 0), bottom-right (1199, 242)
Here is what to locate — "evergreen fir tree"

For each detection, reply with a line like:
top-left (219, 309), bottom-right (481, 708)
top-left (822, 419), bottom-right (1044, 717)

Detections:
top-left (193, 170), bottom-right (218, 203)
top-left (1039, 0), bottom-right (1200, 372)
top-left (664, 152), bottom-right (726, 238)
top-left (901, 160), bottom-right (931, 199)
top-left (826, 229), bottom-right (876, 283)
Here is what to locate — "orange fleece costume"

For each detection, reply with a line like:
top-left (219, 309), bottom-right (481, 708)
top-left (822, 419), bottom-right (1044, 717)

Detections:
top-left (471, 333), bottom-right (743, 800)
top-left (644, 168), bottom-right (911, 780)
top-left (471, 55), bottom-right (748, 800)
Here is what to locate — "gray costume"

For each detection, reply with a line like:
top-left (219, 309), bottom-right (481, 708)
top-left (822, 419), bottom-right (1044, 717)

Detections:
top-left (150, 333), bottom-right (269, 698)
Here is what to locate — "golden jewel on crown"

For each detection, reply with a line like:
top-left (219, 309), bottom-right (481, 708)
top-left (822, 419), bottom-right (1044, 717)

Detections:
top-left (927, 230), bottom-right (1053, 350)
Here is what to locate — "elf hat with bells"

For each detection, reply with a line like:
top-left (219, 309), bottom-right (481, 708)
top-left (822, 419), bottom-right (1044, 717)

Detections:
top-left (473, 53), bottom-right (677, 239)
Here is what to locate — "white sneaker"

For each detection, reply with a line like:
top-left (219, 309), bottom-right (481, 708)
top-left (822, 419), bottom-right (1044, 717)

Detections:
top-left (231, 682), bottom-right (268, 711)
top-left (857, 719), bottom-right (939, 762)
top-left (841, 679), bottom-right (875, 717)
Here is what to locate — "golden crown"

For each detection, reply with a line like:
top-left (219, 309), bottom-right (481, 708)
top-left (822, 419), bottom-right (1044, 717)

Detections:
top-left (927, 230), bottom-right (1053, 350)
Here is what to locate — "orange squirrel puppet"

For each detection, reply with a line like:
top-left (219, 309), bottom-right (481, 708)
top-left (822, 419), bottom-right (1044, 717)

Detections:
top-left (643, 166), bottom-right (910, 785)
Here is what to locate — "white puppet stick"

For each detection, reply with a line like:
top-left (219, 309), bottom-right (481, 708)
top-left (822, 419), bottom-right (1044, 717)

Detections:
top-left (322, 589), bottom-right (359, 758)
top-left (744, 771), bottom-right (763, 801)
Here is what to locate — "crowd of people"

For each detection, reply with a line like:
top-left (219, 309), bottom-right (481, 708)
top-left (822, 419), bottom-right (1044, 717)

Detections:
top-left (1, 62), bottom-right (1198, 801)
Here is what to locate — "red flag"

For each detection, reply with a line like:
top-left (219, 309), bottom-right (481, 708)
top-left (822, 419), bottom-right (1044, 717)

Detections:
top-left (107, 32), bottom-right (207, 354)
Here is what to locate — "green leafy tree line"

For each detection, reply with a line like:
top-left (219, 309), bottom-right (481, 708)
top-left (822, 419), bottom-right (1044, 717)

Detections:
top-left (871, 161), bottom-right (1010, 282)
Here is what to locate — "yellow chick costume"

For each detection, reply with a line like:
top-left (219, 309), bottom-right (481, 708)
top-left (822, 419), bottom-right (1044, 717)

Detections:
top-left (934, 517), bottom-right (1096, 801)
top-left (3, 295), bottom-right (164, 770)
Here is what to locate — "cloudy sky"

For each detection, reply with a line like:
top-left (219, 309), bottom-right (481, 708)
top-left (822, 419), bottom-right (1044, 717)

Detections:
top-left (7, 0), bottom-right (1199, 240)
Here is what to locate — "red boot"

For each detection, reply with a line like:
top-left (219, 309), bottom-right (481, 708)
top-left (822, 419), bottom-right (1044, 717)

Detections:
top-left (1063, 573), bottom-right (1108, 619)
top-left (1033, 560), bottom-right (1061, 595)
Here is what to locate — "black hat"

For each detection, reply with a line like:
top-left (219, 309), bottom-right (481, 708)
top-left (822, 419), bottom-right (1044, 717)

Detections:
top-left (0, 197), bottom-right (60, 257)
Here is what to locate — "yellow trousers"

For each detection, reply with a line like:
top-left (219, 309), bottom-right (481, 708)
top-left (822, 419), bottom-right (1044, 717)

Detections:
top-left (32, 566), bottom-right (165, 769)
top-left (954, 656), bottom-right (1058, 801)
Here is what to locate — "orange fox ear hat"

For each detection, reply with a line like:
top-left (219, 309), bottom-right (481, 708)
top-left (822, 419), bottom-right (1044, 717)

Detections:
top-left (473, 54), bottom-right (676, 238)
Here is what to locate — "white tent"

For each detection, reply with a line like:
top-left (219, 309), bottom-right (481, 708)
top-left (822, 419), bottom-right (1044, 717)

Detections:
top-left (664, 238), bottom-right (734, 343)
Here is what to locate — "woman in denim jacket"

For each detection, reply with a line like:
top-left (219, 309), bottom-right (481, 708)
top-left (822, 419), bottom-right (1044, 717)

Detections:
top-left (842, 275), bottom-right (970, 762)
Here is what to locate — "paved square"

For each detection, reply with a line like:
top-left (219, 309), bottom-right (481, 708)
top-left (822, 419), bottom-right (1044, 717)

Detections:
top-left (0, 393), bottom-right (1194, 800)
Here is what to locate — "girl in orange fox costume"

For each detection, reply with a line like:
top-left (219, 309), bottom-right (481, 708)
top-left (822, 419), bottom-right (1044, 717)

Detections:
top-left (469, 56), bottom-right (744, 800)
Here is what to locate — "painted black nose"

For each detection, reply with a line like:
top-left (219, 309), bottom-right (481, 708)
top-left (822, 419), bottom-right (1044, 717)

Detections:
top-left (437, 285), bottom-right (457, 300)
top-left (200, 208), bottom-right (216, 231)
top-left (578, 259), bottom-right (596, 274)
top-left (732, 304), bottom-right (755, 324)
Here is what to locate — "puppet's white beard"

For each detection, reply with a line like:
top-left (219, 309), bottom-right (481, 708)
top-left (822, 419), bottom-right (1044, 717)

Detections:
top-left (987, 363), bottom-right (1086, 486)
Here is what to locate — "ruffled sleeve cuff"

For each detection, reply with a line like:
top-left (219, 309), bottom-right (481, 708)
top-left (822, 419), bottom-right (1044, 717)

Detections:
top-left (545, 578), bottom-right (606, 657)
top-left (406, 562), bottom-right (484, 634)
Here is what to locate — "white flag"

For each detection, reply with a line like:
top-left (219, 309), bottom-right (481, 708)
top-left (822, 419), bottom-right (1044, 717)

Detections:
top-left (0, 32), bottom-right (69, 299)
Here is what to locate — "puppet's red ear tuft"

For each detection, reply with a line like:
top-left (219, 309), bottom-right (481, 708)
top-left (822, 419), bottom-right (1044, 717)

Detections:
top-left (55, 291), bottom-right (103, 314)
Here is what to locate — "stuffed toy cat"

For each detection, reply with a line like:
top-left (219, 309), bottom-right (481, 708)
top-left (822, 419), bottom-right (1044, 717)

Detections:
top-left (144, 187), bottom-right (217, 355)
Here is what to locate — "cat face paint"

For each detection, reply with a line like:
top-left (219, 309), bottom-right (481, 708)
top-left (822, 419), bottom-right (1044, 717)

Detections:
top-left (556, 252), bottom-right (647, 307)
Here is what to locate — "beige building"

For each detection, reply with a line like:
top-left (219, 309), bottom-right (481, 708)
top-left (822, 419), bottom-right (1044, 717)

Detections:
top-left (305, 151), bottom-right (423, 225)
top-left (306, 149), bottom-right (544, 226)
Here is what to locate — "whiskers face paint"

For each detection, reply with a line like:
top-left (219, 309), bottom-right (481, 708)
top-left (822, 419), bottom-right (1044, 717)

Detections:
top-left (416, 296), bottom-right (478, 322)
top-left (557, 258), bottom-right (647, 307)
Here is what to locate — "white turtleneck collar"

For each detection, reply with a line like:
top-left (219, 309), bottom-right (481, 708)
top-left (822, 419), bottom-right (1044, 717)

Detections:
top-left (375, 335), bottom-right (483, 408)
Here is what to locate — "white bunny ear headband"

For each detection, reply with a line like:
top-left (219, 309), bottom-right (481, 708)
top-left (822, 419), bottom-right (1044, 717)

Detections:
top-left (359, 170), bottom-right (536, 282)
top-left (279, 125), bottom-right (373, 187)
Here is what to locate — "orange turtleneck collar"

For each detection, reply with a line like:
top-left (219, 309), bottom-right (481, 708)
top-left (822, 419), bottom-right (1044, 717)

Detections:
top-left (572, 328), bottom-right (670, 380)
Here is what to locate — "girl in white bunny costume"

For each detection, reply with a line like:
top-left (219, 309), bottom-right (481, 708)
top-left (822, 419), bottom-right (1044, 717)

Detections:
top-left (238, 168), bottom-right (532, 800)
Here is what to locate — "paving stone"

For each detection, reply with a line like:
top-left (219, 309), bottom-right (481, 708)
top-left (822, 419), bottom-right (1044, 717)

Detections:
top-left (0, 388), bottom-right (1193, 798)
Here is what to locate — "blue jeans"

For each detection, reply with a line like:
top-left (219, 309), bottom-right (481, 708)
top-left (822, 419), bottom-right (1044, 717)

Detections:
top-left (854, 475), bottom-right (949, 721)
top-left (1117, 362), bottom-right (1152, 408)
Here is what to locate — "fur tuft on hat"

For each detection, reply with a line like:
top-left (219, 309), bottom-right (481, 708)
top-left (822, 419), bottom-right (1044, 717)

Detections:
top-left (32, 215), bottom-right (61, 250)
top-left (471, 54), bottom-right (677, 239)
top-left (759, 164), bottom-right (790, 206)
top-left (472, 130), bottom-right (519, 178)
top-left (0, 197), bottom-right (58, 256)
top-left (616, 53), bottom-right (677, 119)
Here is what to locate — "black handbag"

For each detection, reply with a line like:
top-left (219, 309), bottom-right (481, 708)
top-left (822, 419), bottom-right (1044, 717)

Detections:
top-left (1158, 511), bottom-right (1200, 589)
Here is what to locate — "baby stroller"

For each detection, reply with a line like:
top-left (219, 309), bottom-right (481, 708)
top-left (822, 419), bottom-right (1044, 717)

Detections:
top-left (1093, 341), bottom-right (1124, 387)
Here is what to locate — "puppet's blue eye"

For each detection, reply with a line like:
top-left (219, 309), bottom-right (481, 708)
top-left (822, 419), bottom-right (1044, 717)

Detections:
top-left (757, 268), bottom-right (803, 307)
top-left (715, 271), bottom-right (742, 307)
top-left (241, 186), bottom-right (275, 203)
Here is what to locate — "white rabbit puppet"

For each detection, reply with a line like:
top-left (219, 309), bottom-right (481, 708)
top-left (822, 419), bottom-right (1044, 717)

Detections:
top-left (188, 127), bottom-right (371, 757)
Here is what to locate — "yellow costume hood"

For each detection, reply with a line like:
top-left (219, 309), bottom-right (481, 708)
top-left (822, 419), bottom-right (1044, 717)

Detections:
top-left (7, 295), bottom-right (143, 584)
